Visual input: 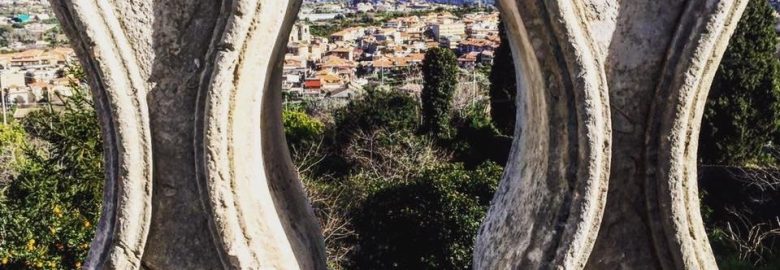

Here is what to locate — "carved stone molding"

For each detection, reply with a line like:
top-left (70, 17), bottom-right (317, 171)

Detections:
top-left (50, 0), bottom-right (746, 269)
top-left (476, 0), bottom-right (747, 269)
top-left (49, 1), bottom-right (154, 268)
top-left (51, 0), bottom-right (325, 269)
top-left (473, 0), bottom-right (612, 269)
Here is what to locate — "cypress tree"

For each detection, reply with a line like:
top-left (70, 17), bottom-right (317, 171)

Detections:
top-left (421, 47), bottom-right (458, 138)
top-left (699, 0), bottom-right (780, 165)
top-left (489, 20), bottom-right (517, 136)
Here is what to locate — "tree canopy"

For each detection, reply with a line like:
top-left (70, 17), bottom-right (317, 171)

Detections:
top-left (421, 47), bottom-right (459, 139)
top-left (699, 0), bottom-right (780, 166)
top-left (489, 20), bottom-right (517, 136)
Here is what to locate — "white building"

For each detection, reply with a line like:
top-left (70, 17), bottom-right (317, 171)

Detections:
top-left (289, 23), bottom-right (311, 44)
top-left (430, 21), bottom-right (466, 40)
top-left (0, 71), bottom-right (25, 90)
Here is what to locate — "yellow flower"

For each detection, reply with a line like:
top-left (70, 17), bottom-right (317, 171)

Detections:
top-left (53, 205), bottom-right (62, 216)
top-left (83, 220), bottom-right (91, 228)
top-left (26, 239), bottom-right (35, 250)
top-left (35, 262), bottom-right (42, 268)
top-left (75, 261), bottom-right (82, 268)
top-left (2, 257), bottom-right (8, 264)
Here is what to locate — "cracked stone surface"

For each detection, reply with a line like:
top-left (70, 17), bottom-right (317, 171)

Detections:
top-left (50, 0), bottom-right (747, 269)
top-left (50, 0), bottom-right (325, 269)
top-left (475, 1), bottom-right (747, 269)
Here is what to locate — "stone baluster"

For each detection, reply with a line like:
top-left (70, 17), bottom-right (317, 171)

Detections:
top-left (49, 0), bottom-right (326, 269)
top-left (475, 1), bottom-right (747, 269)
top-left (50, 0), bottom-right (747, 269)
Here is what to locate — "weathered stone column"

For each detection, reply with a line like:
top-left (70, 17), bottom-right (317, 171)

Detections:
top-left (52, 0), bottom-right (748, 269)
top-left (49, 0), bottom-right (325, 269)
top-left (475, 0), bottom-right (747, 269)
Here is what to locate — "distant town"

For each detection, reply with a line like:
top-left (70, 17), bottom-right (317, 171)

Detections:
top-left (0, 0), bottom-right (74, 119)
top-left (0, 0), bottom-right (501, 117)
top-left (0, 0), bottom-right (500, 117)
top-left (283, 1), bottom-right (500, 107)
top-left (3, 0), bottom-right (780, 117)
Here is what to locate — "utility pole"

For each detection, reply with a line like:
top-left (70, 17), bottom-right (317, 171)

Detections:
top-left (472, 66), bottom-right (477, 104)
top-left (1, 89), bottom-right (6, 125)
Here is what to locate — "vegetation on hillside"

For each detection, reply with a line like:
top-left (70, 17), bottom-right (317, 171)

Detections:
top-left (421, 47), bottom-right (458, 139)
top-left (0, 69), bottom-right (103, 270)
top-left (700, 0), bottom-right (780, 166)
top-left (488, 19), bottom-right (516, 136)
top-left (698, 1), bottom-right (780, 268)
top-left (1, 3), bottom-right (780, 269)
top-left (284, 79), bottom-right (502, 268)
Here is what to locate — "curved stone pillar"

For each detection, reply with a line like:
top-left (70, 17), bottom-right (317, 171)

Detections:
top-left (473, 0), bottom-right (613, 269)
top-left (476, 0), bottom-right (747, 269)
top-left (49, 0), bottom-right (325, 269)
top-left (51, 0), bottom-right (747, 269)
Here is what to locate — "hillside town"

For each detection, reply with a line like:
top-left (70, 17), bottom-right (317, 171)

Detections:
top-left (283, 10), bottom-right (499, 103)
top-left (0, 0), bottom-right (499, 116)
top-left (4, 0), bottom-right (780, 112)
top-left (2, 1), bottom-right (780, 270)
top-left (0, 0), bottom-right (74, 119)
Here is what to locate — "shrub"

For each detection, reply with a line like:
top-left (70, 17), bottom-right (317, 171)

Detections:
top-left (0, 74), bottom-right (103, 270)
top-left (449, 100), bottom-right (512, 167)
top-left (699, 0), bottom-right (780, 166)
top-left (351, 162), bottom-right (502, 269)
top-left (0, 123), bottom-right (27, 184)
top-left (343, 128), bottom-right (451, 182)
top-left (334, 87), bottom-right (420, 144)
top-left (283, 107), bottom-right (325, 146)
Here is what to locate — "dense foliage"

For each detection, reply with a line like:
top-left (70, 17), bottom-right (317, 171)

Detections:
top-left (334, 87), bottom-right (420, 143)
top-left (421, 48), bottom-right (459, 139)
top-left (283, 107), bottom-right (325, 146)
top-left (0, 124), bottom-right (26, 184)
top-left (352, 162), bottom-right (501, 269)
top-left (699, 0), bottom-right (780, 166)
top-left (696, 1), bottom-right (780, 269)
top-left (488, 20), bottom-right (517, 136)
top-left (281, 83), bottom-right (504, 269)
top-left (700, 166), bottom-right (780, 270)
top-left (450, 102), bottom-right (511, 167)
top-left (0, 77), bottom-right (103, 269)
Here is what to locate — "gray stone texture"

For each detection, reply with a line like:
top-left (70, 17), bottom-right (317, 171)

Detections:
top-left (50, 0), bottom-right (325, 269)
top-left (476, 0), bottom-right (748, 269)
top-left (49, 0), bottom-right (747, 269)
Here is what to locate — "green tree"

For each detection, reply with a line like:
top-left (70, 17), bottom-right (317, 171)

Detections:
top-left (0, 26), bottom-right (12, 48)
top-left (309, 87), bottom-right (420, 177)
top-left (489, 20), bottom-right (517, 136)
top-left (0, 123), bottom-right (26, 184)
top-left (351, 162), bottom-right (502, 270)
top-left (699, 0), bottom-right (780, 166)
top-left (0, 72), bottom-right (103, 270)
top-left (43, 26), bottom-right (63, 47)
top-left (282, 108), bottom-right (324, 146)
top-left (421, 47), bottom-right (458, 138)
top-left (451, 101), bottom-right (512, 167)
top-left (334, 87), bottom-right (419, 144)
